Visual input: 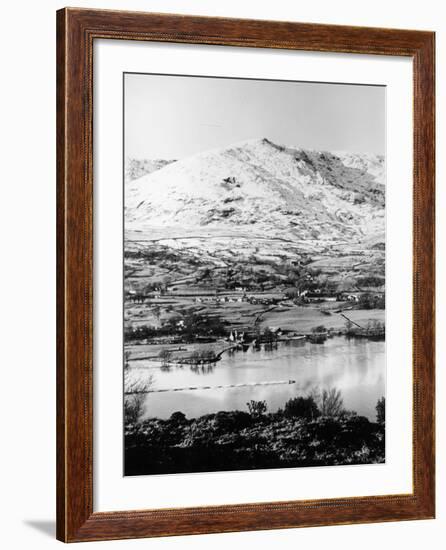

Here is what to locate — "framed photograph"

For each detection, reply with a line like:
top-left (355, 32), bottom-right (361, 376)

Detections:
top-left (56, 8), bottom-right (435, 542)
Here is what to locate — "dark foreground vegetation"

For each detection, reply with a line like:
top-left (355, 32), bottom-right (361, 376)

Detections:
top-left (124, 393), bottom-right (385, 476)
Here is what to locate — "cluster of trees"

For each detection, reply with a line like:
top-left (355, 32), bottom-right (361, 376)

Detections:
top-left (196, 257), bottom-right (323, 294)
top-left (159, 349), bottom-right (218, 366)
top-left (176, 313), bottom-right (227, 340)
top-left (124, 324), bottom-right (166, 342)
top-left (245, 391), bottom-right (385, 424)
top-left (357, 292), bottom-right (385, 309)
top-left (125, 313), bottom-right (228, 343)
top-left (246, 388), bottom-right (362, 422)
top-left (311, 325), bottom-right (327, 333)
top-left (283, 388), bottom-right (345, 418)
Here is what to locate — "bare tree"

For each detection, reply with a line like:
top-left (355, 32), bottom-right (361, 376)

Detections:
top-left (124, 371), bottom-right (155, 426)
top-left (158, 349), bottom-right (172, 367)
top-left (320, 388), bottom-right (344, 417)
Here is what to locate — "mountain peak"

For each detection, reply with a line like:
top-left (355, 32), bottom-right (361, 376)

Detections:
top-left (200, 137), bottom-right (279, 157)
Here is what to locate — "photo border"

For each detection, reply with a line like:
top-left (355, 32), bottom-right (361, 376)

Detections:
top-left (56, 8), bottom-right (435, 542)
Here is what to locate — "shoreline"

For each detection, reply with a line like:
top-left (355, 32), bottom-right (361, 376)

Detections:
top-left (124, 325), bottom-right (384, 366)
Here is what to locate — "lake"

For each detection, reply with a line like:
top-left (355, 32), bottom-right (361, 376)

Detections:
top-left (130, 336), bottom-right (385, 421)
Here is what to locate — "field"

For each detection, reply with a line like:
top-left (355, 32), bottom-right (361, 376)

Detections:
top-left (259, 307), bottom-right (384, 333)
top-left (123, 231), bottom-right (385, 370)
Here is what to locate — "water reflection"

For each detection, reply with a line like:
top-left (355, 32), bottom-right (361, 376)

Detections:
top-left (131, 337), bottom-right (385, 421)
top-left (190, 363), bottom-right (216, 375)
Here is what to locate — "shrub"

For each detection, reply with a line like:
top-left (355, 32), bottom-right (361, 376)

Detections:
top-left (284, 396), bottom-right (320, 420)
top-left (213, 411), bottom-right (252, 432)
top-left (170, 411), bottom-right (187, 424)
top-left (247, 400), bottom-right (267, 418)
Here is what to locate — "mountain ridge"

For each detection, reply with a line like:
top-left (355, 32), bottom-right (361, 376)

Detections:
top-left (125, 138), bottom-right (385, 247)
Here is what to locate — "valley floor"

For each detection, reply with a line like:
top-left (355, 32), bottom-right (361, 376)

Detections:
top-left (125, 304), bottom-right (384, 366)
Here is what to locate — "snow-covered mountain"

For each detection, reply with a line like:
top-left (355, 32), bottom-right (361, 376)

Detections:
top-left (333, 151), bottom-right (385, 183)
top-left (125, 158), bottom-right (176, 183)
top-left (125, 138), bottom-right (384, 245)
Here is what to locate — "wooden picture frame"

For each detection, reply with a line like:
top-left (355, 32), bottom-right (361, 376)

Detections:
top-left (56, 7), bottom-right (435, 542)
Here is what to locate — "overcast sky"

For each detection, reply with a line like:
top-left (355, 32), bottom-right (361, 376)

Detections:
top-left (124, 73), bottom-right (385, 160)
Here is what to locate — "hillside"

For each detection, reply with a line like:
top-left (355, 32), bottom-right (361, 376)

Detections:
top-left (125, 138), bottom-right (385, 246)
top-left (124, 139), bottom-right (385, 310)
top-left (125, 158), bottom-right (176, 183)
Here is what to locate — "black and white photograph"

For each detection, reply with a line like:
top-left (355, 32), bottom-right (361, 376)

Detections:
top-left (123, 73), bottom-right (386, 476)
top-left (0, 1), bottom-right (441, 546)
